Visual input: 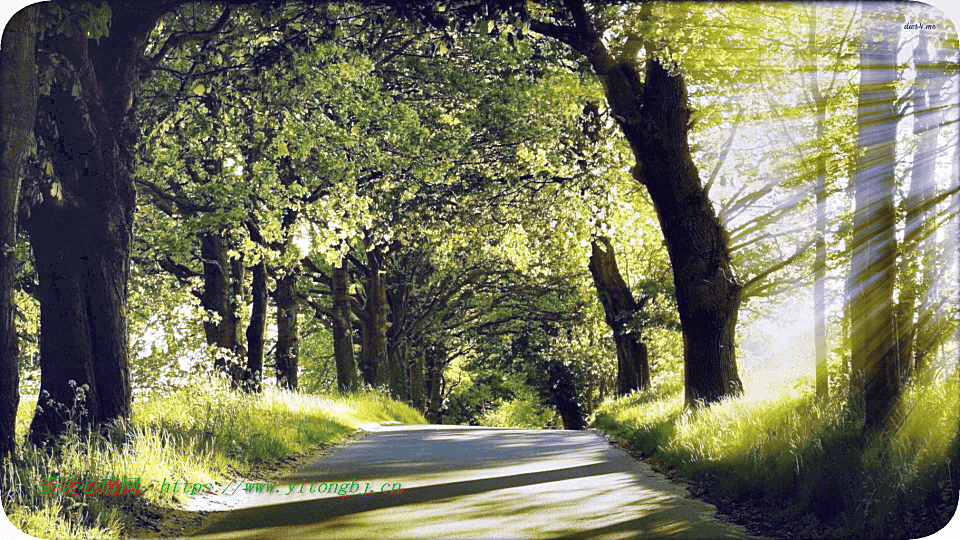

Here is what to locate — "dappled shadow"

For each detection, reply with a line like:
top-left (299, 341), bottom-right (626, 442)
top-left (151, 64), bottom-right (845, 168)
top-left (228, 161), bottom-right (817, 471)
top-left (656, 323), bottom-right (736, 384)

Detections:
top-left (189, 425), bottom-right (759, 540)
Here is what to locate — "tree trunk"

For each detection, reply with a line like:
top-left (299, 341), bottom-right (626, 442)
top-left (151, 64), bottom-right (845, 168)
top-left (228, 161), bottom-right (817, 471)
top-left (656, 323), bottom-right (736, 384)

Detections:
top-left (850, 10), bottom-right (900, 430)
top-left (632, 56), bottom-right (743, 406)
top-left (425, 344), bottom-right (444, 423)
top-left (243, 260), bottom-right (266, 393)
top-left (545, 360), bottom-right (584, 430)
top-left (332, 258), bottom-right (358, 393)
top-left (898, 27), bottom-right (942, 376)
top-left (807, 7), bottom-right (829, 399)
top-left (410, 347), bottom-right (425, 411)
top-left (358, 312), bottom-right (376, 386)
top-left (587, 236), bottom-right (649, 394)
top-left (387, 271), bottom-right (411, 402)
top-left (533, 5), bottom-right (743, 406)
top-left (200, 231), bottom-right (244, 386)
top-left (364, 245), bottom-right (391, 391)
top-left (0, 4), bottom-right (37, 455)
top-left (25, 5), bottom-right (162, 443)
top-left (274, 271), bottom-right (299, 391)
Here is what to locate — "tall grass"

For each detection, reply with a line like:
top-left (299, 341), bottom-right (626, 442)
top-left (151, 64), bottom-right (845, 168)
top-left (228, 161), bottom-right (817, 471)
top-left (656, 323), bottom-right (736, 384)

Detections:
top-left (1, 376), bottom-right (425, 539)
top-left (592, 365), bottom-right (959, 539)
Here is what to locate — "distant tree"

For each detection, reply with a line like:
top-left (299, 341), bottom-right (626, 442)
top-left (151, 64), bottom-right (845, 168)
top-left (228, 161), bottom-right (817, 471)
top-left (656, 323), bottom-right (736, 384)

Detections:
top-left (588, 235), bottom-right (649, 394)
top-left (331, 257), bottom-right (358, 393)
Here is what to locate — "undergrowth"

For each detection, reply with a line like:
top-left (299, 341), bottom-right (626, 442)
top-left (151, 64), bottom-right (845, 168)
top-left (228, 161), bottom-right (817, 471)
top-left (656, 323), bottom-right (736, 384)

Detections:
top-left (1, 376), bottom-right (425, 539)
top-left (592, 365), bottom-right (959, 540)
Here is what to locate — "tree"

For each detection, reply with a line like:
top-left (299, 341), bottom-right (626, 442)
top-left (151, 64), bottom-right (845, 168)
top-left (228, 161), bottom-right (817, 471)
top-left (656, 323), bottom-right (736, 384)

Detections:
top-left (0, 4), bottom-right (37, 455)
top-left (588, 235), bottom-right (649, 394)
top-left (273, 270), bottom-right (300, 391)
top-left (529, 0), bottom-right (742, 405)
top-left (24, 2), bottom-right (165, 443)
top-left (807, 5), bottom-right (830, 399)
top-left (848, 4), bottom-right (901, 429)
top-left (331, 257), bottom-right (358, 392)
top-left (897, 12), bottom-right (951, 378)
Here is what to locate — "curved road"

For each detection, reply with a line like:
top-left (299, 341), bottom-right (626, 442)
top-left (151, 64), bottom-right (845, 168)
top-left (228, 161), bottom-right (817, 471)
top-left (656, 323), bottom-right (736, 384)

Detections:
top-left (190, 424), bottom-right (760, 539)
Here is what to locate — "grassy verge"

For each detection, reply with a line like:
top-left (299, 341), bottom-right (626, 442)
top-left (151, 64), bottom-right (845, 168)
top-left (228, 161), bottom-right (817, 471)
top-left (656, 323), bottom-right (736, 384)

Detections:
top-left (591, 366), bottom-right (959, 539)
top-left (1, 377), bottom-right (425, 539)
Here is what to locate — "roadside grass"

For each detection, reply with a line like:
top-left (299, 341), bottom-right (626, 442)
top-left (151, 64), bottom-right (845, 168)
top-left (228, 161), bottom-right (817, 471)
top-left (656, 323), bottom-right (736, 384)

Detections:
top-left (592, 365), bottom-right (959, 539)
top-left (1, 376), bottom-right (425, 539)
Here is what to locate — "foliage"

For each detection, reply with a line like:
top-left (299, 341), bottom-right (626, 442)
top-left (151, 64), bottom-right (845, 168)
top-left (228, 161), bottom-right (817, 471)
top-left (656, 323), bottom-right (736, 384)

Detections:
top-left (441, 369), bottom-right (515, 426)
top-left (479, 386), bottom-right (559, 430)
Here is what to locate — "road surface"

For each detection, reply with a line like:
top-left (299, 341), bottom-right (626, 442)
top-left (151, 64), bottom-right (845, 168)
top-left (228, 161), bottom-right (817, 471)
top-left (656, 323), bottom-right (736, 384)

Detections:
top-left (189, 424), bottom-right (761, 539)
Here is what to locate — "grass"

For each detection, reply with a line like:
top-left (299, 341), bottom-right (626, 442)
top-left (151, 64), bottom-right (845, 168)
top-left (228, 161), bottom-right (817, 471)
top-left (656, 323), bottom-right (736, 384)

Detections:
top-left (592, 365), bottom-right (960, 540)
top-left (1, 376), bottom-right (425, 539)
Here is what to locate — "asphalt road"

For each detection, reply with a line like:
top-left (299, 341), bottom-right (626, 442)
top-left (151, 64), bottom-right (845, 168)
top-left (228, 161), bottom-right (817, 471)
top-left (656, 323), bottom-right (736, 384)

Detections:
top-left (189, 424), bottom-right (761, 540)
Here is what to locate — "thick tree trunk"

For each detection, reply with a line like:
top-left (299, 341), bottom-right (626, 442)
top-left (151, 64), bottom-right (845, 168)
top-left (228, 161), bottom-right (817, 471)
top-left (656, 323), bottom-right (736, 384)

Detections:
top-left (358, 312), bottom-right (376, 386)
top-left (24, 5), bottom-right (162, 442)
top-left (534, 4), bottom-right (743, 406)
top-left (274, 271), bottom-right (299, 391)
top-left (636, 58), bottom-right (743, 405)
top-left (244, 260), bottom-right (266, 393)
top-left (410, 348), bottom-right (425, 411)
top-left (588, 236), bottom-right (649, 394)
top-left (850, 11), bottom-right (900, 429)
top-left (332, 259), bottom-right (358, 393)
top-left (200, 231), bottom-right (244, 386)
top-left (0, 4), bottom-right (37, 455)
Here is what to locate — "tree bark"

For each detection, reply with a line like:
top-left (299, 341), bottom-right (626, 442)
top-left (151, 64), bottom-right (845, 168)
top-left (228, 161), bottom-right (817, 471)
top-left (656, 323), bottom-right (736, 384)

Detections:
top-left (274, 271), bottom-right (299, 391)
top-left (0, 4), bottom-right (37, 455)
top-left (425, 343), bottom-right (444, 423)
top-left (635, 57), bottom-right (743, 406)
top-left (807, 7), bottom-right (829, 399)
top-left (849, 9), bottom-right (900, 430)
top-left (25, 4), bottom-right (163, 443)
top-left (363, 244), bottom-right (391, 391)
top-left (332, 258), bottom-right (358, 393)
top-left (532, 4), bottom-right (742, 406)
top-left (200, 231), bottom-right (244, 386)
top-left (588, 236), bottom-right (649, 394)
top-left (386, 269), bottom-right (411, 402)
top-left (244, 260), bottom-right (266, 393)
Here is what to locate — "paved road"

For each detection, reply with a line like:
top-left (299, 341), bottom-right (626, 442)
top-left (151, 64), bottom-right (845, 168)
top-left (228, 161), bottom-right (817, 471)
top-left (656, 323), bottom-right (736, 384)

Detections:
top-left (190, 424), bottom-right (760, 539)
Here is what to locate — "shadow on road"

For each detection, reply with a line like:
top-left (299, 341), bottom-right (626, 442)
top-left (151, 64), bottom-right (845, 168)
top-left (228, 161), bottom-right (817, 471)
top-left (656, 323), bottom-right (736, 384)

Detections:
top-left (189, 425), bottom-right (760, 540)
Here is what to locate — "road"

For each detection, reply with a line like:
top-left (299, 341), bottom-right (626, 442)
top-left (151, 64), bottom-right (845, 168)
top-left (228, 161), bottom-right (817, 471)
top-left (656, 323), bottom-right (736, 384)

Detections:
top-left (189, 424), bottom-right (761, 539)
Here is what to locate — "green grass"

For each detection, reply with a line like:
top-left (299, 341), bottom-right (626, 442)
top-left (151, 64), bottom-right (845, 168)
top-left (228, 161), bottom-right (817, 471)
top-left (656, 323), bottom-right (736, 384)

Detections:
top-left (592, 366), bottom-right (959, 539)
top-left (1, 376), bottom-right (425, 539)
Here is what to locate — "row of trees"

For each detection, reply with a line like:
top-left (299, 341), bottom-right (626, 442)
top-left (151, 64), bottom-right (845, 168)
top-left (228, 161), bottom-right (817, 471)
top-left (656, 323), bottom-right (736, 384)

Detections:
top-left (1, 0), bottom-right (958, 455)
